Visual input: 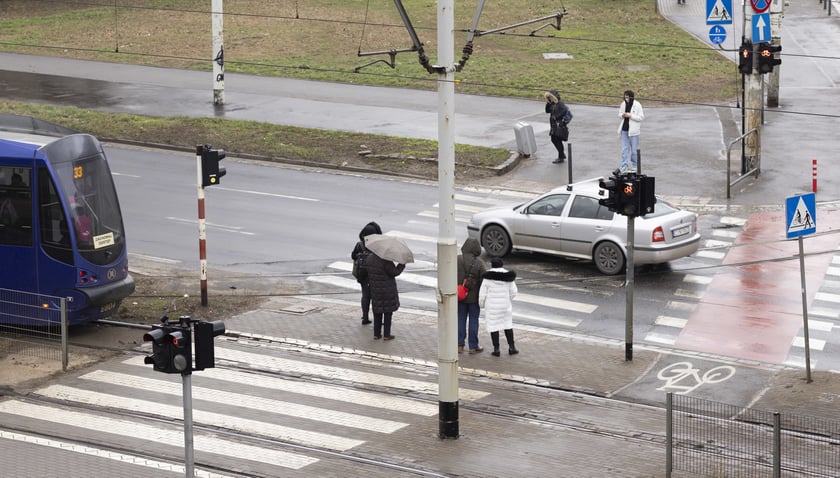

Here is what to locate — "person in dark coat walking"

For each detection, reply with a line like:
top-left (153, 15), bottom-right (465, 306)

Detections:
top-left (457, 238), bottom-right (487, 353)
top-left (366, 251), bottom-right (405, 340)
top-left (351, 221), bottom-right (382, 325)
top-left (544, 90), bottom-right (572, 164)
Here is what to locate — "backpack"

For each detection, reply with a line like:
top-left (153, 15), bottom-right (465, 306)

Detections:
top-left (352, 246), bottom-right (370, 280)
top-left (563, 108), bottom-right (573, 124)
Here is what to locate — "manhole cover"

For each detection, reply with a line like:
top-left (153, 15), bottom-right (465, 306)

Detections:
top-left (278, 304), bottom-right (319, 315)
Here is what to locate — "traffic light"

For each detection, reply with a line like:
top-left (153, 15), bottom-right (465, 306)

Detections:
top-left (194, 320), bottom-right (226, 371)
top-left (143, 316), bottom-right (191, 374)
top-left (167, 327), bottom-right (192, 374)
top-left (738, 40), bottom-right (753, 75)
top-left (757, 42), bottom-right (782, 74)
top-left (143, 322), bottom-right (171, 373)
top-left (638, 175), bottom-right (656, 216)
top-left (598, 171), bottom-right (621, 212)
top-left (199, 144), bottom-right (227, 188)
top-left (618, 177), bottom-right (641, 217)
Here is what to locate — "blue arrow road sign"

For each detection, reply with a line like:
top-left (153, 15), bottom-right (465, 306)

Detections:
top-left (752, 13), bottom-right (771, 43)
top-left (786, 193), bottom-right (817, 239)
top-left (709, 25), bottom-right (727, 45)
top-left (707, 0), bottom-right (733, 25)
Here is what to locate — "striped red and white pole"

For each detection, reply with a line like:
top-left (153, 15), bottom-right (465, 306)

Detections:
top-left (197, 146), bottom-right (209, 306)
top-left (812, 159), bottom-right (818, 194)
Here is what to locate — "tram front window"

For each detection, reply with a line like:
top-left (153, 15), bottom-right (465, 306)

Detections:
top-left (51, 151), bottom-right (126, 265)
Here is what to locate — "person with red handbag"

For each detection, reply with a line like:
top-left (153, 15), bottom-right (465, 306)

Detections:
top-left (456, 238), bottom-right (486, 354)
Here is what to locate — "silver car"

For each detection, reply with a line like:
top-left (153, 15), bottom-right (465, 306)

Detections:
top-left (466, 178), bottom-right (701, 275)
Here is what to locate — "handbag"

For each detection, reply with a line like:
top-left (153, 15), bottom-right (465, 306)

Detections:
top-left (457, 260), bottom-right (478, 302)
top-left (457, 279), bottom-right (469, 301)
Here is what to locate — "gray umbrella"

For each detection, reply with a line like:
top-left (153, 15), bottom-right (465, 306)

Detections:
top-left (364, 234), bottom-right (414, 264)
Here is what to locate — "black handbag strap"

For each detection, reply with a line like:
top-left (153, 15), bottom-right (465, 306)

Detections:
top-left (465, 259), bottom-right (478, 283)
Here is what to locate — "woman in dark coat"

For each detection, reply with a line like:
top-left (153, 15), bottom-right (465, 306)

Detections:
top-left (365, 251), bottom-right (405, 340)
top-left (351, 221), bottom-right (382, 325)
top-left (457, 238), bottom-right (487, 353)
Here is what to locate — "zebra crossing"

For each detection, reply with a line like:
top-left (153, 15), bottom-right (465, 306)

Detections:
top-left (0, 341), bottom-right (490, 475)
top-left (786, 254), bottom-right (840, 371)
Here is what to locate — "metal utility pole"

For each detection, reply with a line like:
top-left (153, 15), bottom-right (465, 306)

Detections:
top-left (741, 6), bottom-right (761, 163)
top-left (625, 216), bottom-right (634, 361)
top-left (766, 0), bottom-right (785, 107)
top-left (436, 0), bottom-right (459, 439)
top-left (211, 0), bottom-right (224, 105)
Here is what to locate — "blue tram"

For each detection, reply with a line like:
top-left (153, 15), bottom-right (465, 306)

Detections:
top-left (0, 115), bottom-right (135, 324)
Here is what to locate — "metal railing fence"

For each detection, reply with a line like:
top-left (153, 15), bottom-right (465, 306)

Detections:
top-left (666, 393), bottom-right (840, 477)
top-left (0, 287), bottom-right (68, 371)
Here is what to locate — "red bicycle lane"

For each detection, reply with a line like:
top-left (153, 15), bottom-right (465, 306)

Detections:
top-left (675, 209), bottom-right (840, 364)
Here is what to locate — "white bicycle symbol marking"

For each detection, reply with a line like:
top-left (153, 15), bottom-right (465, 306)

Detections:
top-left (656, 361), bottom-right (736, 394)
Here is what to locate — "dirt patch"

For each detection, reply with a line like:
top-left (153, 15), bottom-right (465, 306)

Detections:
top-left (0, 271), bottom-right (271, 392)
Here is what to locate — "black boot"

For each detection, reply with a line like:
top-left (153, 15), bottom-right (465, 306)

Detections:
top-left (490, 331), bottom-right (501, 357)
top-left (505, 329), bottom-right (519, 355)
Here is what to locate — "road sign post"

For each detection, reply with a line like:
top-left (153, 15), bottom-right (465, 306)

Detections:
top-left (786, 193), bottom-right (816, 383)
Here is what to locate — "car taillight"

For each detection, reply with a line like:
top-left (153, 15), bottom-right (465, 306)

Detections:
top-left (652, 226), bottom-right (665, 243)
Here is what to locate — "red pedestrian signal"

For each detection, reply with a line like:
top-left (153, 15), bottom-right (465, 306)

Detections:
top-left (738, 41), bottom-right (754, 75)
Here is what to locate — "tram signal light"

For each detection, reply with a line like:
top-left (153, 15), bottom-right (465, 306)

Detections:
top-left (738, 41), bottom-right (753, 75)
top-left (193, 320), bottom-right (226, 371)
top-left (757, 42), bottom-right (782, 74)
top-left (598, 171), bottom-right (621, 212)
top-left (199, 144), bottom-right (227, 188)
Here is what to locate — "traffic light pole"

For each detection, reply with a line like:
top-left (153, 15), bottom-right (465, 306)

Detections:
top-left (196, 149), bottom-right (209, 306)
top-left (625, 216), bottom-right (635, 361)
top-left (183, 373), bottom-right (195, 477)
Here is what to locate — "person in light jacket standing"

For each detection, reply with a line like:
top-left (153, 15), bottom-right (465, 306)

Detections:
top-left (479, 258), bottom-right (519, 357)
top-left (617, 89), bottom-right (644, 172)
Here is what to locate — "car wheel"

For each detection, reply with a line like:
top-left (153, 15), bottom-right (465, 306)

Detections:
top-left (481, 224), bottom-right (510, 257)
top-left (593, 241), bottom-right (625, 275)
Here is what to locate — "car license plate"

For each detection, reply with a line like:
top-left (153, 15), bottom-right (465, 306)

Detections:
top-left (672, 225), bottom-right (691, 238)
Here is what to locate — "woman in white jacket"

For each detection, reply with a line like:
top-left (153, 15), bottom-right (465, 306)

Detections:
top-left (478, 258), bottom-right (519, 356)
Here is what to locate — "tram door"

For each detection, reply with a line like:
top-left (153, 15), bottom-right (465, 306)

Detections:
top-left (0, 165), bottom-right (37, 293)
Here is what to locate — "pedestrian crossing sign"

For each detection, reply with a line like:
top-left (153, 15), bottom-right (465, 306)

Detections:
top-left (707, 0), bottom-right (733, 25)
top-left (785, 193), bottom-right (816, 239)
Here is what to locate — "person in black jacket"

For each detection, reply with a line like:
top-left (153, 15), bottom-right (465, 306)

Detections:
top-left (544, 90), bottom-right (572, 164)
top-left (366, 250), bottom-right (405, 340)
top-left (351, 221), bottom-right (382, 325)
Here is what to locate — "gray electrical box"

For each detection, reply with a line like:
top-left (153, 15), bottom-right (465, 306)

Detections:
top-left (514, 121), bottom-right (537, 157)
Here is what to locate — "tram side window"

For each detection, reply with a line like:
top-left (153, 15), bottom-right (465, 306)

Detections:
top-left (38, 167), bottom-right (73, 265)
top-left (0, 166), bottom-right (33, 246)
